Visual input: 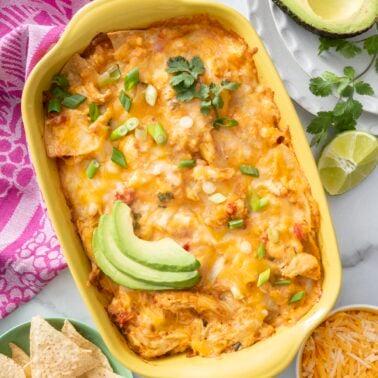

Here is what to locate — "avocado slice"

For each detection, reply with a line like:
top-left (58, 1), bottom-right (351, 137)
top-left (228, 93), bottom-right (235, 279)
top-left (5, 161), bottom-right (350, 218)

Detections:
top-left (96, 215), bottom-right (200, 288)
top-left (272, 0), bottom-right (377, 37)
top-left (112, 201), bottom-right (200, 272)
top-left (93, 229), bottom-right (174, 290)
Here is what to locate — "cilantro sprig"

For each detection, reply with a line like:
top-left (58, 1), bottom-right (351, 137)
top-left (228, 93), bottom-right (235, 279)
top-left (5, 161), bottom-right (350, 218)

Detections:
top-left (167, 56), bottom-right (205, 101)
top-left (307, 25), bottom-right (377, 146)
top-left (167, 56), bottom-right (240, 128)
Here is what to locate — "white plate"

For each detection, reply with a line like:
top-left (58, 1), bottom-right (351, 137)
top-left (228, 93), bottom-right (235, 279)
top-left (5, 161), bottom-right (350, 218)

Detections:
top-left (248, 0), bottom-right (378, 130)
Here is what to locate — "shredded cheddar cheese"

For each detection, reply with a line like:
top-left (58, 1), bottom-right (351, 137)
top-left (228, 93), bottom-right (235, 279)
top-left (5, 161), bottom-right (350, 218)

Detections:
top-left (301, 310), bottom-right (378, 378)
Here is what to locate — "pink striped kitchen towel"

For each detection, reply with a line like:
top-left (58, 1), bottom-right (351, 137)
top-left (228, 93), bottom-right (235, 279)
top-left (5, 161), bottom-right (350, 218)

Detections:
top-left (0, 0), bottom-right (89, 319)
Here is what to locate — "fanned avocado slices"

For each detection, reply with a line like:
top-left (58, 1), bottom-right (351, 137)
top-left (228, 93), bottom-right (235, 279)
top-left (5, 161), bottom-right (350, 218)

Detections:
top-left (113, 201), bottom-right (200, 272)
top-left (92, 201), bottom-right (201, 291)
top-left (272, 0), bottom-right (377, 38)
top-left (93, 229), bottom-right (174, 290)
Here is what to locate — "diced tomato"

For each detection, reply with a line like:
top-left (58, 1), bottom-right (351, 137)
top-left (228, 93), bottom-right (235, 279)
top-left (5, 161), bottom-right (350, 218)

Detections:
top-left (293, 223), bottom-right (303, 240)
top-left (115, 188), bottom-right (136, 205)
top-left (261, 234), bottom-right (268, 244)
top-left (226, 202), bottom-right (237, 216)
top-left (182, 242), bottom-right (190, 251)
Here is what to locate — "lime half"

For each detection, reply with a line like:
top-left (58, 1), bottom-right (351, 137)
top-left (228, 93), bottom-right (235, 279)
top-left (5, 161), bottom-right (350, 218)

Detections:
top-left (318, 131), bottom-right (378, 195)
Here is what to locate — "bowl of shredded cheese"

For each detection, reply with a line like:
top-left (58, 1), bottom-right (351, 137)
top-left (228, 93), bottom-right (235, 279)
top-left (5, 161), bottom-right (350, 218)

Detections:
top-left (296, 304), bottom-right (378, 378)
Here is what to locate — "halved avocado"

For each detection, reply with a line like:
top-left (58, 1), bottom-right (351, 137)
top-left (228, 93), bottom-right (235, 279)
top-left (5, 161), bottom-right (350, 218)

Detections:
top-left (93, 229), bottom-right (174, 290)
top-left (273, 0), bottom-right (377, 37)
top-left (112, 201), bottom-right (200, 272)
top-left (96, 215), bottom-right (200, 288)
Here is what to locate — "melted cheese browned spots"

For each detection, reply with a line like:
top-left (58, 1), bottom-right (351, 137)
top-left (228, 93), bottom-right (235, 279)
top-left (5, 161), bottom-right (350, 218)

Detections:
top-left (46, 15), bottom-right (322, 359)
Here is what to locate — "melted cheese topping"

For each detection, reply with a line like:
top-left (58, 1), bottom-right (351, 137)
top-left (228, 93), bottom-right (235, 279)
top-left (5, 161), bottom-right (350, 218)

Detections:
top-left (45, 15), bottom-right (322, 359)
top-left (301, 310), bottom-right (378, 377)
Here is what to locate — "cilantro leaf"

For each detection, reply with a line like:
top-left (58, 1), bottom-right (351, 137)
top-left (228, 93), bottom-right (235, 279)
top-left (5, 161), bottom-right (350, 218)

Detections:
top-left (198, 84), bottom-right (210, 100)
top-left (318, 37), bottom-right (361, 58)
top-left (343, 66), bottom-right (355, 79)
top-left (166, 56), bottom-right (191, 73)
top-left (364, 35), bottom-right (378, 56)
top-left (190, 56), bottom-right (205, 78)
top-left (309, 77), bottom-right (334, 97)
top-left (375, 58), bottom-right (378, 74)
top-left (333, 113), bottom-right (357, 132)
top-left (355, 81), bottom-right (375, 96)
top-left (170, 72), bottom-right (195, 87)
top-left (175, 84), bottom-right (197, 102)
top-left (336, 78), bottom-right (352, 96)
top-left (339, 84), bottom-right (354, 98)
top-left (212, 93), bottom-right (224, 109)
top-left (307, 111), bottom-right (333, 146)
top-left (336, 40), bottom-right (362, 58)
top-left (221, 80), bottom-right (240, 91)
top-left (200, 100), bottom-right (211, 115)
top-left (333, 99), bottom-right (362, 120)
top-left (213, 117), bottom-right (238, 129)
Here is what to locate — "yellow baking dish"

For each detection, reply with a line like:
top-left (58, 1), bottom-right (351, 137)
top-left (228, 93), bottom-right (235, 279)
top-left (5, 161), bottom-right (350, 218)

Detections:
top-left (21, 0), bottom-right (342, 377)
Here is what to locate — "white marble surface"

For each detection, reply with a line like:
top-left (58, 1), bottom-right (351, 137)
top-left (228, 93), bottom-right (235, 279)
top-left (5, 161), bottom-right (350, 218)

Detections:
top-left (1, 1), bottom-right (378, 377)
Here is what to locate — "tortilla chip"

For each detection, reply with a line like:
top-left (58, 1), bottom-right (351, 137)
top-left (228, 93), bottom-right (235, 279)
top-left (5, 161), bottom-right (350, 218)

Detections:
top-left (0, 353), bottom-right (25, 378)
top-left (84, 367), bottom-right (122, 378)
top-left (30, 316), bottom-right (99, 378)
top-left (61, 320), bottom-right (111, 370)
top-left (9, 343), bottom-right (31, 378)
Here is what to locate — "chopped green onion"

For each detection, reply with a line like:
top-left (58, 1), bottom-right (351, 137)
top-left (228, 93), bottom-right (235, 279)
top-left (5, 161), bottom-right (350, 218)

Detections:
top-left (111, 147), bottom-right (127, 168)
top-left (86, 159), bottom-right (100, 179)
top-left (208, 193), bottom-right (227, 204)
top-left (249, 191), bottom-right (269, 212)
top-left (62, 94), bottom-right (86, 109)
top-left (273, 279), bottom-right (291, 286)
top-left (268, 227), bottom-right (280, 243)
top-left (51, 74), bottom-right (69, 89)
top-left (119, 90), bottom-right (132, 112)
top-left (51, 86), bottom-right (69, 100)
top-left (124, 67), bottom-right (139, 91)
top-left (258, 197), bottom-right (269, 209)
top-left (47, 98), bottom-right (61, 113)
top-left (147, 123), bottom-right (167, 144)
top-left (257, 243), bottom-right (266, 259)
top-left (240, 165), bottom-right (259, 177)
top-left (110, 125), bottom-right (128, 141)
top-left (257, 268), bottom-right (270, 287)
top-left (178, 159), bottom-right (196, 169)
top-left (289, 291), bottom-right (305, 304)
top-left (145, 84), bottom-right (158, 106)
top-left (213, 117), bottom-right (238, 129)
top-left (89, 103), bottom-right (100, 122)
top-left (125, 117), bottom-right (139, 131)
top-left (228, 219), bottom-right (244, 229)
top-left (98, 64), bottom-right (121, 86)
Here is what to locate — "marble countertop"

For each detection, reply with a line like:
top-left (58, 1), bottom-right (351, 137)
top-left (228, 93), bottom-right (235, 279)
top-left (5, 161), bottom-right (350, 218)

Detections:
top-left (1, 1), bottom-right (377, 377)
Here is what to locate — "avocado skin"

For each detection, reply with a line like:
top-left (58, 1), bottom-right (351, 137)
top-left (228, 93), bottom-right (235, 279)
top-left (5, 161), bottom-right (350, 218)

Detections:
top-left (93, 228), bottom-right (175, 291)
top-left (272, 0), bottom-right (376, 38)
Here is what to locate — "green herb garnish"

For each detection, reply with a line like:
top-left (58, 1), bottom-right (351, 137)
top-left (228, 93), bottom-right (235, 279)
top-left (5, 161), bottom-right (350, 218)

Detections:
top-left (240, 165), bottom-right (259, 177)
top-left (178, 159), bottom-right (196, 169)
top-left (98, 64), bottom-right (121, 86)
top-left (110, 125), bottom-right (128, 141)
top-left (166, 56), bottom-right (239, 127)
top-left (257, 268), bottom-right (271, 287)
top-left (256, 243), bottom-right (266, 259)
top-left (124, 67), bottom-right (139, 91)
top-left (51, 74), bottom-right (69, 89)
top-left (147, 122), bottom-right (167, 144)
top-left (86, 159), bottom-right (100, 179)
top-left (119, 90), bottom-right (132, 112)
top-left (47, 98), bottom-right (61, 113)
top-left (307, 31), bottom-right (377, 147)
top-left (89, 103), bottom-right (100, 122)
top-left (273, 279), bottom-right (291, 286)
top-left (289, 291), bottom-right (305, 304)
top-left (62, 94), bottom-right (86, 109)
top-left (111, 147), bottom-right (127, 168)
top-left (228, 219), bottom-right (245, 229)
